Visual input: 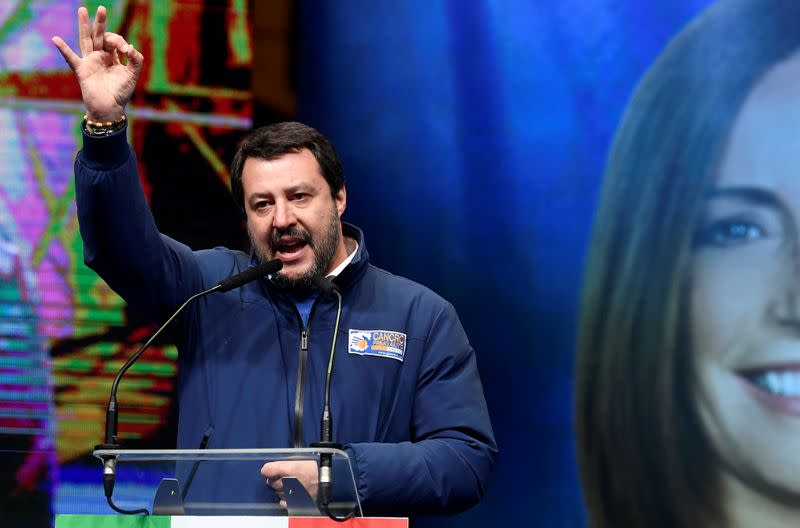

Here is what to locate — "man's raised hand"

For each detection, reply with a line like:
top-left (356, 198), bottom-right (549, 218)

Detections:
top-left (52, 5), bottom-right (143, 123)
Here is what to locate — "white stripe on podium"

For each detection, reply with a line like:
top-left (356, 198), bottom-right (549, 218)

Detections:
top-left (171, 516), bottom-right (288, 528)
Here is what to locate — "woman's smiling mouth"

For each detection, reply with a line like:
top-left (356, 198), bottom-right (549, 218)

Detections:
top-left (738, 367), bottom-right (800, 413)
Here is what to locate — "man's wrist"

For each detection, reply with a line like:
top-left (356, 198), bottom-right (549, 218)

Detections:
top-left (83, 113), bottom-right (127, 137)
top-left (86, 114), bottom-right (123, 122)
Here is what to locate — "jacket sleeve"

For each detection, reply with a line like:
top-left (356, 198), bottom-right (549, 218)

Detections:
top-left (346, 301), bottom-right (497, 516)
top-left (75, 127), bottom-right (203, 320)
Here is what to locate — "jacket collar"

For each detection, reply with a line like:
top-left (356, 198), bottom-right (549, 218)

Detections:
top-left (332, 222), bottom-right (369, 290)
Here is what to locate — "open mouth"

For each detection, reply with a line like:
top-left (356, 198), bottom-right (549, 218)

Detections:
top-left (740, 369), bottom-right (800, 397)
top-left (274, 237), bottom-right (308, 258)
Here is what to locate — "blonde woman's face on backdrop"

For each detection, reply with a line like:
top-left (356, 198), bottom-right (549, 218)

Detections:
top-left (692, 50), bottom-right (800, 505)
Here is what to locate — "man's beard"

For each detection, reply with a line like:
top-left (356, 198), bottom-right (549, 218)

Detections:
top-left (249, 205), bottom-right (341, 291)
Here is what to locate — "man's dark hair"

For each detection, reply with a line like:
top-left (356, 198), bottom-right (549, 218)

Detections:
top-left (230, 122), bottom-right (345, 214)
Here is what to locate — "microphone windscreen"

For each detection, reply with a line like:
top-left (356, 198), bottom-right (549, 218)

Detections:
top-left (312, 275), bottom-right (339, 296)
top-left (217, 259), bottom-right (283, 292)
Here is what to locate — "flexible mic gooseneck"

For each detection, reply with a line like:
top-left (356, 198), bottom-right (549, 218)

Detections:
top-left (310, 276), bottom-right (355, 522)
top-left (98, 259), bottom-right (282, 515)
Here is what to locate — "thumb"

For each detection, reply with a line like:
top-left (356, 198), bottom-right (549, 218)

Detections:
top-left (261, 461), bottom-right (290, 479)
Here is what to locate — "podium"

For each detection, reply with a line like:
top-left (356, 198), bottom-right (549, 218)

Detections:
top-left (55, 517), bottom-right (408, 527)
top-left (52, 447), bottom-right (408, 527)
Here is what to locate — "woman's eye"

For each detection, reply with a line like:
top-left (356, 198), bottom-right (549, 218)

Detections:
top-left (694, 218), bottom-right (766, 247)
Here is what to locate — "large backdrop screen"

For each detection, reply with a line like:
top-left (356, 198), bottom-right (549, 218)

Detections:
top-left (0, 0), bottom-right (251, 519)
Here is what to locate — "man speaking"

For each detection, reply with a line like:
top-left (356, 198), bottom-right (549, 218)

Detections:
top-left (53, 5), bottom-right (496, 519)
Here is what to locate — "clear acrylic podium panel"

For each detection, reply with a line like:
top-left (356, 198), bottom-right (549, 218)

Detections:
top-left (92, 447), bottom-right (363, 517)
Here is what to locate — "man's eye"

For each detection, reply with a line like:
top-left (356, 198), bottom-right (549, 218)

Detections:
top-left (293, 193), bottom-right (308, 201)
top-left (694, 218), bottom-right (766, 247)
top-left (254, 201), bottom-right (271, 210)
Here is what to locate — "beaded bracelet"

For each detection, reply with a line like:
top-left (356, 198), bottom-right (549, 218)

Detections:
top-left (82, 113), bottom-right (127, 136)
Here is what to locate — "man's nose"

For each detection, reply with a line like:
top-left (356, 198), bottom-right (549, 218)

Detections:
top-left (272, 200), bottom-right (296, 229)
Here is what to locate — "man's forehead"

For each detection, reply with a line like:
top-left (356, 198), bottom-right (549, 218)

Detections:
top-left (245, 149), bottom-right (322, 172)
top-left (242, 152), bottom-right (326, 195)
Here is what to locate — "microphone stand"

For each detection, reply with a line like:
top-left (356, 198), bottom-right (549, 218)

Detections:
top-left (311, 277), bottom-right (356, 521)
top-left (97, 260), bottom-right (281, 515)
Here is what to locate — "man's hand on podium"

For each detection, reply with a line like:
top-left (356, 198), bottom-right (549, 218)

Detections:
top-left (261, 460), bottom-right (319, 509)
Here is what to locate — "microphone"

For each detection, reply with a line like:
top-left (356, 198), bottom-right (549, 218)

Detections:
top-left (98, 259), bottom-right (282, 515)
top-left (217, 260), bottom-right (282, 292)
top-left (310, 276), bottom-right (354, 521)
top-left (312, 275), bottom-right (339, 297)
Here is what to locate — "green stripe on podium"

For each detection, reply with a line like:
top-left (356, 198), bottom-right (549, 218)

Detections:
top-left (56, 515), bottom-right (171, 528)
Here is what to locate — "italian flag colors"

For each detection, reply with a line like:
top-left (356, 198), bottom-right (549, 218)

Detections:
top-left (55, 515), bottom-right (408, 528)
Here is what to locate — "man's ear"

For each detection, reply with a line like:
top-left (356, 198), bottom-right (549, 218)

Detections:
top-left (335, 185), bottom-right (346, 217)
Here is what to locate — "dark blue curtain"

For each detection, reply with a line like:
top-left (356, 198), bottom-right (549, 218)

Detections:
top-left (295, 1), bottom-right (711, 524)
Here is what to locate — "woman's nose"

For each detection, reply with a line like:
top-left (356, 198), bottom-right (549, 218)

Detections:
top-left (769, 245), bottom-right (800, 331)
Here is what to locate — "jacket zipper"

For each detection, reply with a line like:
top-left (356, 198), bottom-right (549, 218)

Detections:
top-left (293, 328), bottom-right (308, 448)
top-left (291, 297), bottom-right (322, 448)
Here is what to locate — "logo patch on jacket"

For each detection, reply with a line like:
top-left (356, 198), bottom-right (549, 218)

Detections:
top-left (348, 329), bottom-right (407, 362)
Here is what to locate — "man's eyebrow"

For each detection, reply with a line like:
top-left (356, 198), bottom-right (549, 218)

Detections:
top-left (285, 183), bottom-right (314, 194)
top-left (247, 185), bottom-right (315, 201)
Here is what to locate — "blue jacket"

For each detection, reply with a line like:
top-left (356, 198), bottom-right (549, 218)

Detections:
top-left (75, 128), bottom-right (496, 517)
